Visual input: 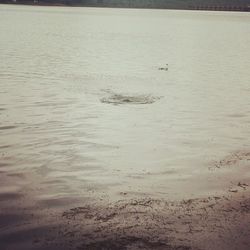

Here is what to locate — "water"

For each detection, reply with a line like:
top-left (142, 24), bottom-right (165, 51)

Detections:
top-left (0, 5), bottom-right (250, 208)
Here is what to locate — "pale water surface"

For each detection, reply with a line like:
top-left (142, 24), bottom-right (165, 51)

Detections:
top-left (0, 5), bottom-right (250, 207)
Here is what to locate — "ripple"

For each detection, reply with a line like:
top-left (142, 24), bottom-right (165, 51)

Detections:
top-left (227, 113), bottom-right (247, 118)
top-left (0, 162), bottom-right (10, 168)
top-left (0, 125), bottom-right (17, 130)
top-left (38, 197), bottom-right (79, 208)
top-left (0, 145), bottom-right (12, 149)
top-left (100, 93), bottom-right (161, 105)
top-left (0, 193), bottom-right (23, 202)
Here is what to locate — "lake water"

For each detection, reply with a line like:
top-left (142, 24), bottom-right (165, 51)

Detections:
top-left (0, 5), bottom-right (250, 208)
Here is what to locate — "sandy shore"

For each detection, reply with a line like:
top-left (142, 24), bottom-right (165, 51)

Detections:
top-left (1, 190), bottom-right (250, 250)
top-left (0, 151), bottom-right (250, 250)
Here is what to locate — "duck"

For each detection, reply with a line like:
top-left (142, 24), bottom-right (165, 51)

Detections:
top-left (158, 64), bottom-right (168, 71)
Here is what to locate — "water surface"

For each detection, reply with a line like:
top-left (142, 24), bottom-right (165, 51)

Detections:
top-left (0, 5), bottom-right (250, 207)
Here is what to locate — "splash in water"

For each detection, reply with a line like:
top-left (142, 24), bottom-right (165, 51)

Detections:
top-left (100, 93), bottom-right (161, 105)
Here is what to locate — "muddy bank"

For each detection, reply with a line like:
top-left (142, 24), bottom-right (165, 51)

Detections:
top-left (0, 185), bottom-right (249, 250)
top-left (59, 190), bottom-right (250, 250)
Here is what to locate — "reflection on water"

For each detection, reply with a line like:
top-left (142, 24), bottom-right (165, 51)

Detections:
top-left (0, 5), bottom-right (250, 211)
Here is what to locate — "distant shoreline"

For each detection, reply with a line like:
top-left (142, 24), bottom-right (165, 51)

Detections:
top-left (1, 2), bottom-right (250, 12)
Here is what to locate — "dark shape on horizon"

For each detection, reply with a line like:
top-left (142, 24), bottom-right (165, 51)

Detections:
top-left (0, 0), bottom-right (250, 12)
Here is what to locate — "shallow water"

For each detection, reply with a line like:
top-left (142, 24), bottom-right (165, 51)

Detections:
top-left (0, 5), bottom-right (250, 209)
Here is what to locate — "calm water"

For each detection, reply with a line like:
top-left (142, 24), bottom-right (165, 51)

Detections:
top-left (0, 5), bottom-right (250, 206)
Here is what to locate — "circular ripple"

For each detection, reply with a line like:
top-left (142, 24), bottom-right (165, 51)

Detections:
top-left (100, 94), bottom-right (161, 105)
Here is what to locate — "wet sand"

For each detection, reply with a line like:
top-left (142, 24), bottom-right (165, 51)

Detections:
top-left (1, 191), bottom-right (250, 250)
top-left (0, 151), bottom-right (250, 250)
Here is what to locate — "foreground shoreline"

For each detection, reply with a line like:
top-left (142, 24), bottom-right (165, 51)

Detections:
top-left (1, 187), bottom-right (250, 250)
top-left (1, 150), bottom-right (250, 250)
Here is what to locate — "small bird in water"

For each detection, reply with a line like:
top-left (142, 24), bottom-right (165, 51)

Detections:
top-left (158, 64), bottom-right (168, 71)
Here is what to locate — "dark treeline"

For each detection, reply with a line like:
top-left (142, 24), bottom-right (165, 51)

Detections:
top-left (0, 0), bottom-right (250, 11)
